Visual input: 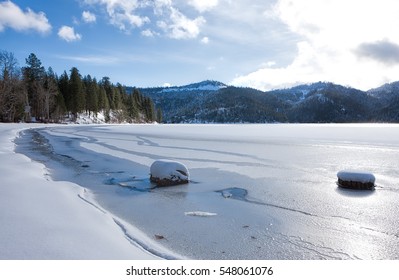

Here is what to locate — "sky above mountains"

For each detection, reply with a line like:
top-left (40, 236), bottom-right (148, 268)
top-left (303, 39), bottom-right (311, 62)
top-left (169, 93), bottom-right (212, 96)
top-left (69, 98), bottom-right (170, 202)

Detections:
top-left (1, 0), bottom-right (399, 90)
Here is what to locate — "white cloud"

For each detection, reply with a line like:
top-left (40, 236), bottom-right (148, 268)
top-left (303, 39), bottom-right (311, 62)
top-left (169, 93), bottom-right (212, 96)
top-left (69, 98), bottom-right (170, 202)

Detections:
top-left (232, 0), bottom-right (399, 91)
top-left (188, 0), bottom-right (219, 12)
top-left (141, 29), bottom-right (156, 37)
top-left (201, 36), bottom-right (209, 44)
top-left (0, 1), bottom-right (51, 33)
top-left (158, 7), bottom-right (205, 39)
top-left (153, 0), bottom-right (172, 15)
top-left (58, 55), bottom-right (118, 64)
top-left (84, 0), bottom-right (149, 31)
top-left (82, 11), bottom-right (96, 23)
top-left (84, 0), bottom-right (206, 39)
top-left (58, 26), bottom-right (82, 42)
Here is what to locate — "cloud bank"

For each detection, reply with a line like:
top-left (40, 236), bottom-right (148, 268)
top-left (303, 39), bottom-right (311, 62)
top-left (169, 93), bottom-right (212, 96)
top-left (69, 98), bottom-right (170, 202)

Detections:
top-left (232, 0), bottom-right (399, 91)
top-left (0, 1), bottom-right (51, 33)
top-left (83, 0), bottom-right (206, 39)
top-left (188, 0), bottom-right (219, 12)
top-left (355, 40), bottom-right (399, 66)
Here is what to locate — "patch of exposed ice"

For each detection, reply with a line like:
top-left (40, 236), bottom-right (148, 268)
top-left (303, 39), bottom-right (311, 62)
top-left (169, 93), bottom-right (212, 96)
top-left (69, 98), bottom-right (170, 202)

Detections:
top-left (217, 187), bottom-right (248, 200)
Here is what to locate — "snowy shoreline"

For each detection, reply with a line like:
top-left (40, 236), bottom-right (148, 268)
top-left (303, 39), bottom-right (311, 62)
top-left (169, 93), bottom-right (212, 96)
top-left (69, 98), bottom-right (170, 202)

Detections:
top-left (0, 123), bottom-right (179, 260)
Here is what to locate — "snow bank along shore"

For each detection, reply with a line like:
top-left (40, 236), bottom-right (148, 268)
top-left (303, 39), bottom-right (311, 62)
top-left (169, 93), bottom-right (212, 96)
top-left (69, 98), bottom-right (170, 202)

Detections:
top-left (0, 123), bottom-right (179, 260)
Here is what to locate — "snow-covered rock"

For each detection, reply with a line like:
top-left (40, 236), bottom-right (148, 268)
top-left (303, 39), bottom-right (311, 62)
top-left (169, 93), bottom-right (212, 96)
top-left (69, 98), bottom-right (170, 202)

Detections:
top-left (337, 170), bottom-right (376, 190)
top-left (150, 160), bottom-right (189, 186)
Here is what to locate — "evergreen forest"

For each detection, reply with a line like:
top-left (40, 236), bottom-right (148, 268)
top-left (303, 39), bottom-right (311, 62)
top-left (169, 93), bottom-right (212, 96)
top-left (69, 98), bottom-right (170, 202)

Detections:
top-left (0, 50), bottom-right (161, 123)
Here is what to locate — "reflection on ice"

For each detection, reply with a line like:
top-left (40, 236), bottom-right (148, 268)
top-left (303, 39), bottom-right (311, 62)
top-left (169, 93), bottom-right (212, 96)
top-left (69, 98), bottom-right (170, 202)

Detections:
top-left (335, 186), bottom-right (375, 197)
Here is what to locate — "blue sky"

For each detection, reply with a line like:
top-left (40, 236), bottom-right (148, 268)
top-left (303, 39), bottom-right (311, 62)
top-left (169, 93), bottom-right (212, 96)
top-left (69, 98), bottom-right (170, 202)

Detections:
top-left (1, 0), bottom-right (399, 90)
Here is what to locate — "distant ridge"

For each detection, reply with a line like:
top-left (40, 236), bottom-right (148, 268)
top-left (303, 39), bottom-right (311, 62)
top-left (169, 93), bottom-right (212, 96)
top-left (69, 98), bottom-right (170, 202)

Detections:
top-left (137, 80), bottom-right (399, 123)
top-left (160, 80), bottom-right (227, 93)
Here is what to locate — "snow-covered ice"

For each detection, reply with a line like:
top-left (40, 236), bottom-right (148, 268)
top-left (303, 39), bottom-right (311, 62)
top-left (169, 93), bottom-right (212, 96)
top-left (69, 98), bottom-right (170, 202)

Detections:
top-left (4, 123), bottom-right (399, 259)
top-left (0, 124), bottom-right (178, 260)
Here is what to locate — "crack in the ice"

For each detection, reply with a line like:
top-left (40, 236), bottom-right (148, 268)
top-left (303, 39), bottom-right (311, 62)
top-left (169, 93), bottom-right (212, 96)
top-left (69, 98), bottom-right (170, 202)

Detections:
top-left (112, 218), bottom-right (180, 260)
top-left (217, 187), bottom-right (320, 218)
top-left (278, 233), bottom-right (355, 260)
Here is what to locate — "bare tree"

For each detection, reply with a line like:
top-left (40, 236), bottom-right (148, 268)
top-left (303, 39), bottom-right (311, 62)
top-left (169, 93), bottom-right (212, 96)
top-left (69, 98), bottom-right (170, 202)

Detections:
top-left (0, 50), bottom-right (25, 122)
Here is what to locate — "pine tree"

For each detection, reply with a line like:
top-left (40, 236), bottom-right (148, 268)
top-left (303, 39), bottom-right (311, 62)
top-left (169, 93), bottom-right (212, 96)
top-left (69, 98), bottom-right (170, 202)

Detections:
top-left (53, 89), bottom-right (67, 122)
top-left (101, 76), bottom-right (115, 110)
top-left (23, 53), bottom-right (45, 121)
top-left (98, 85), bottom-right (110, 122)
top-left (84, 75), bottom-right (99, 116)
top-left (143, 97), bottom-right (155, 122)
top-left (156, 107), bottom-right (163, 123)
top-left (114, 83), bottom-right (124, 110)
top-left (69, 67), bottom-right (85, 119)
top-left (132, 88), bottom-right (143, 113)
top-left (98, 86), bottom-right (108, 111)
top-left (58, 71), bottom-right (70, 114)
top-left (126, 90), bottom-right (139, 121)
top-left (43, 67), bottom-right (59, 121)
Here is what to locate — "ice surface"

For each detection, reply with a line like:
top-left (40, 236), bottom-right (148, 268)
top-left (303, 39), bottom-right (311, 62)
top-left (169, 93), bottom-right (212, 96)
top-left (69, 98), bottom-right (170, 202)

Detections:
top-left (11, 123), bottom-right (399, 260)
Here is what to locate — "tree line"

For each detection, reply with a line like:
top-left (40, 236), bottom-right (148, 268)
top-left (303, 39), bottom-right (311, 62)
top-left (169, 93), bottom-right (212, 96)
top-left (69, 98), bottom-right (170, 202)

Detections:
top-left (0, 50), bottom-right (162, 123)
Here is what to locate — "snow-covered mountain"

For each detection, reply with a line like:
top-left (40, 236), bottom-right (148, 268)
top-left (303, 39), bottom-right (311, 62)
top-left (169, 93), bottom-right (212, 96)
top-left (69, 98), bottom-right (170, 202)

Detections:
top-left (139, 81), bottom-right (285, 123)
top-left (367, 81), bottom-right (399, 121)
top-left (137, 80), bottom-right (399, 123)
top-left (268, 82), bottom-right (333, 103)
top-left (160, 80), bottom-right (227, 93)
top-left (368, 81), bottom-right (399, 95)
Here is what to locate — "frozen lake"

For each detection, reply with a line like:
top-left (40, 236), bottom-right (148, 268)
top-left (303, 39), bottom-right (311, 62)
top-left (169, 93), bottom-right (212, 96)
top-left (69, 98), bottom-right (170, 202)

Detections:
top-left (16, 124), bottom-right (399, 259)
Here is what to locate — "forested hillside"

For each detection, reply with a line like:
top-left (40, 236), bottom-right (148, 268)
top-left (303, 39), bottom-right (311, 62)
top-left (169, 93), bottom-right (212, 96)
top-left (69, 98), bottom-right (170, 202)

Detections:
top-left (140, 81), bottom-right (399, 123)
top-left (0, 50), bottom-right (160, 123)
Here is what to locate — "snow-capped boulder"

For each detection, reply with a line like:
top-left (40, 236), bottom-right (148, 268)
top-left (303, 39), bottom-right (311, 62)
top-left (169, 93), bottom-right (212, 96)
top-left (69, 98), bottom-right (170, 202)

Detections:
top-left (150, 160), bottom-right (190, 186)
top-left (337, 170), bottom-right (376, 190)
